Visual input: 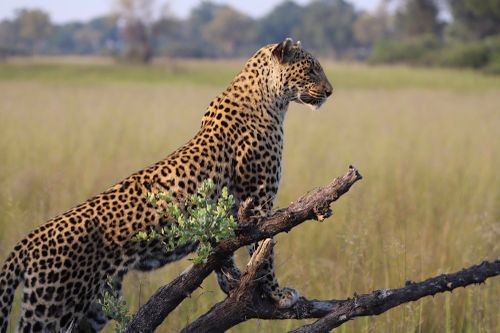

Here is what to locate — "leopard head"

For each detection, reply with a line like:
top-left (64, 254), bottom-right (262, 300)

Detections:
top-left (271, 38), bottom-right (333, 110)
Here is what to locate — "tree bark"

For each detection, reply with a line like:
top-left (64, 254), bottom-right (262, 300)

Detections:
top-left (179, 259), bottom-right (500, 333)
top-left (179, 238), bottom-right (276, 333)
top-left (290, 259), bottom-right (500, 332)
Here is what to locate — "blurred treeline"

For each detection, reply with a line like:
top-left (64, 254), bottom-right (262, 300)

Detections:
top-left (1, 0), bottom-right (499, 72)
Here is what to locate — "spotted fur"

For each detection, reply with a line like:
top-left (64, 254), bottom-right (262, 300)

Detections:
top-left (0, 38), bottom-right (332, 332)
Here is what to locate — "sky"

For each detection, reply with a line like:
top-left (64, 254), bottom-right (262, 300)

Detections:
top-left (0, 0), bottom-right (379, 23)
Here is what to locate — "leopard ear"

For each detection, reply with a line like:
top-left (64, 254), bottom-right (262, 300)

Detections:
top-left (272, 38), bottom-right (294, 64)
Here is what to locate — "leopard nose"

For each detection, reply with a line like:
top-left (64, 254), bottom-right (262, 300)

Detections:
top-left (325, 88), bottom-right (332, 97)
top-left (324, 82), bottom-right (333, 97)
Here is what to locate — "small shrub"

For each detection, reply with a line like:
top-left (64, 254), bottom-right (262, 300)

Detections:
top-left (369, 34), bottom-right (440, 65)
top-left (484, 52), bottom-right (500, 74)
top-left (483, 35), bottom-right (500, 53)
top-left (483, 35), bottom-right (500, 74)
top-left (98, 277), bottom-right (132, 333)
top-left (435, 42), bottom-right (490, 69)
top-left (134, 179), bottom-right (237, 264)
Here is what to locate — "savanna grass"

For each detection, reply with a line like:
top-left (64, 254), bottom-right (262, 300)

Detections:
top-left (0, 59), bottom-right (498, 332)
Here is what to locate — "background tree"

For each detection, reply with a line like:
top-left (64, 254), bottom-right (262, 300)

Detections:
top-left (394, 0), bottom-right (442, 38)
top-left (257, 1), bottom-right (304, 45)
top-left (0, 0), bottom-right (499, 72)
top-left (15, 8), bottom-right (52, 54)
top-left (187, 1), bottom-right (220, 37)
top-left (354, 1), bottom-right (392, 47)
top-left (202, 6), bottom-right (256, 57)
top-left (152, 10), bottom-right (186, 57)
top-left (87, 16), bottom-right (120, 55)
top-left (0, 19), bottom-right (20, 57)
top-left (48, 22), bottom-right (81, 54)
top-left (47, 17), bottom-right (118, 55)
top-left (184, 2), bottom-right (238, 57)
top-left (116, 0), bottom-right (155, 63)
top-left (298, 0), bottom-right (358, 58)
top-left (447, 0), bottom-right (500, 40)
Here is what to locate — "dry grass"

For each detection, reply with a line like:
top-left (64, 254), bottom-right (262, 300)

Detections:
top-left (0, 59), bottom-right (499, 332)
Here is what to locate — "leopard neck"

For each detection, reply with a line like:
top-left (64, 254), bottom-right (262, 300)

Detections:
top-left (200, 55), bottom-right (290, 131)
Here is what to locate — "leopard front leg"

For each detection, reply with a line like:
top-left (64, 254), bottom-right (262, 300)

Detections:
top-left (243, 201), bottom-right (300, 308)
top-left (247, 241), bottom-right (300, 308)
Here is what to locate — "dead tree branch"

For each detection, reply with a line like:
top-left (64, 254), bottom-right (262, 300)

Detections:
top-left (178, 258), bottom-right (500, 332)
top-left (125, 166), bottom-right (362, 332)
top-left (179, 239), bottom-right (277, 333)
top-left (125, 164), bottom-right (499, 333)
top-left (290, 259), bottom-right (500, 333)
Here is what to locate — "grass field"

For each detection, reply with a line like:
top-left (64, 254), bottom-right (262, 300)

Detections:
top-left (0, 58), bottom-right (499, 332)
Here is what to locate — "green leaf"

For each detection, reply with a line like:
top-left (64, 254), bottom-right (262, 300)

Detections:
top-left (133, 179), bottom-right (236, 265)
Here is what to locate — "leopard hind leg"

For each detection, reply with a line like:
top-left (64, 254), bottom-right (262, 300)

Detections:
top-left (77, 272), bottom-right (125, 333)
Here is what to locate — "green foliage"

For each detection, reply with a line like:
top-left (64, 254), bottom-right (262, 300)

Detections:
top-left (0, 9), bottom-right (52, 54)
top-left (484, 35), bottom-right (500, 53)
top-left (484, 52), bottom-right (500, 74)
top-left (353, 10), bottom-right (391, 47)
top-left (434, 42), bottom-right (490, 68)
top-left (135, 179), bottom-right (237, 264)
top-left (202, 6), bottom-right (256, 57)
top-left (98, 277), bottom-right (131, 333)
top-left (298, 0), bottom-right (358, 56)
top-left (1, 0), bottom-right (499, 67)
top-left (369, 32), bottom-right (500, 74)
top-left (0, 0), bottom-right (361, 59)
top-left (434, 35), bottom-right (500, 71)
top-left (448, 0), bottom-right (500, 39)
top-left (369, 34), bottom-right (440, 65)
top-left (256, 1), bottom-right (303, 45)
top-left (16, 9), bottom-right (52, 46)
top-left (395, 0), bottom-right (442, 38)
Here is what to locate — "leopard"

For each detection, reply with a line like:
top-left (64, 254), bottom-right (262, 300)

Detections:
top-left (0, 38), bottom-right (333, 332)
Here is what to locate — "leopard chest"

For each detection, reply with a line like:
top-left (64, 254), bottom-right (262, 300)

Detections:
top-left (232, 126), bottom-right (284, 203)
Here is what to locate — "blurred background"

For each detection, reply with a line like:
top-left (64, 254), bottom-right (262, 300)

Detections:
top-left (0, 1), bottom-right (499, 332)
top-left (0, 0), bottom-right (500, 70)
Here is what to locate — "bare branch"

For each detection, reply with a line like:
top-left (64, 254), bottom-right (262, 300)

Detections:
top-left (179, 259), bottom-right (500, 333)
top-left (179, 239), bottom-right (276, 333)
top-left (125, 166), bottom-right (362, 332)
top-left (290, 259), bottom-right (500, 333)
top-left (240, 238), bottom-right (275, 288)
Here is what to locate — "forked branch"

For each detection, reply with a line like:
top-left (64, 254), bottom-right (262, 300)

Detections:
top-left (125, 166), bottom-right (362, 332)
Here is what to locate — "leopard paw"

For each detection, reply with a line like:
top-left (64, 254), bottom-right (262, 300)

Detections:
top-left (271, 287), bottom-right (300, 308)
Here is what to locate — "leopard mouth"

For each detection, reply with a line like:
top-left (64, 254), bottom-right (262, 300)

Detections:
top-left (297, 92), bottom-right (326, 111)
